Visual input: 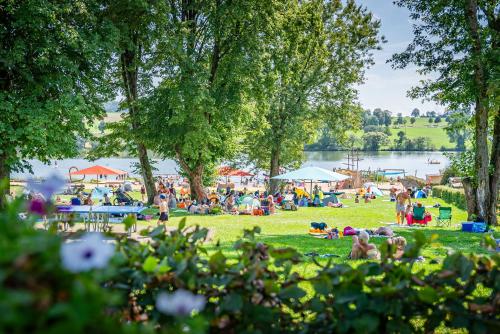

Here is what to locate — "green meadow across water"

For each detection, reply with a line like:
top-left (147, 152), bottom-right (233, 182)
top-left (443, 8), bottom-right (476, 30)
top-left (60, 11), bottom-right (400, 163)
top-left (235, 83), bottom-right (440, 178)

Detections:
top-left (350, 116), bottom-right (455, 150)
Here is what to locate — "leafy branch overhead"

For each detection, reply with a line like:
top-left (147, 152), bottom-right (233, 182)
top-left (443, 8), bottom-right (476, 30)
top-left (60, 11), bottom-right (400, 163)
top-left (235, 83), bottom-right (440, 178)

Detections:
top-left (243, 0), bottom-right (383, 190)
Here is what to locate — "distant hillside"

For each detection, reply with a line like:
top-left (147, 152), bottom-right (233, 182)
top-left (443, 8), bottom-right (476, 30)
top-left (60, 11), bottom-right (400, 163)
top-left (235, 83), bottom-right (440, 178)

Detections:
top-left (307, 116), bottom-right (458, 151)
top-left (384, 117), bottom-right (453, 150)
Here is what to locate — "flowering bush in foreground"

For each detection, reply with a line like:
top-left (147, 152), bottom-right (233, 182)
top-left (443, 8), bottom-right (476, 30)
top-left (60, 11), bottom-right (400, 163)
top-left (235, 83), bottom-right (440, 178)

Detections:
top-left (61, 233), bottom-right (115, 272)
top-left (0, 198), bottom-right (151, 333)
top-left (0, 197), bottom-right (498, 333)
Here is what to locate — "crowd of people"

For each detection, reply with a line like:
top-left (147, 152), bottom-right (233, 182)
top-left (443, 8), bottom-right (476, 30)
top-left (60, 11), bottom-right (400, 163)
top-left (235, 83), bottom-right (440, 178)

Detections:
top-left (151, 177), bottom-right (353, 226)
top-left (153, 179), bottom-right (283, 225)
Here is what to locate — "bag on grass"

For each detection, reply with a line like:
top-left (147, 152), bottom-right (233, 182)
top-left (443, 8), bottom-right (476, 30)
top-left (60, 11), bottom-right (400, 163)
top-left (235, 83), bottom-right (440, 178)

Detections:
top-left (343, 226), bottom-right (357, 236)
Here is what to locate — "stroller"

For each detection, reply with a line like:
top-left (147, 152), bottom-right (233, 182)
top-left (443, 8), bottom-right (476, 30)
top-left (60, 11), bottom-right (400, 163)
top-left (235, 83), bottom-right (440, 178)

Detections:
top-left (113, 189), bottom-right (135, 206)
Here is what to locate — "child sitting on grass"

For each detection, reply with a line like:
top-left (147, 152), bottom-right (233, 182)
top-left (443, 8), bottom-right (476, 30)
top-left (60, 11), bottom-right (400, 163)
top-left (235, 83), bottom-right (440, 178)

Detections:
top-left (387, 236), bottom-right (407, 260)
top-left (350, 231), bottom-right (380, 260)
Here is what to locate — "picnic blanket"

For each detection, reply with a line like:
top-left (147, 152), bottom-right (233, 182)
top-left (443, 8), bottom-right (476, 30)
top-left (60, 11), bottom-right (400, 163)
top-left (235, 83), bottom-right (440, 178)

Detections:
top-left (304, 252), bottom-right (340, 258)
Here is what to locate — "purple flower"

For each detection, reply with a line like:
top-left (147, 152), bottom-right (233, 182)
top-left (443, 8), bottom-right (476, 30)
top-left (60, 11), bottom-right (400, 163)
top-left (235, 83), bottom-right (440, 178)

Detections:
top-left (60, 233), bottom-right (115, 272)
top-left (27, 173), bottom-right (66, 201)
top-left (156, 290), bottom-right (206, 317)
top-left (28, 198), bottom-right (47, 215)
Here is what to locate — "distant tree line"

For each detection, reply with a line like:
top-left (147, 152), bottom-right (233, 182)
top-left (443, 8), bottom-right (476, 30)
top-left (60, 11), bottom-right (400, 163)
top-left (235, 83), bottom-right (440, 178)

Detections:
top-left (306, 107), bottom-right (469, 152)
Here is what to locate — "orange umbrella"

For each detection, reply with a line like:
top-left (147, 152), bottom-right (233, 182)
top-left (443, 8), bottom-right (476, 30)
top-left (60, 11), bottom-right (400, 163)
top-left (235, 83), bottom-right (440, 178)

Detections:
top-left (218, 166), bottom-right (253, 177)
top-left (218, 166), bottom-right (234, 176)
top-left (228, 170), bottom-right (254, 177)
top-left (70, 165), bottom-right (127, 176)
top-left (70, 165), bottom-right (127, 185)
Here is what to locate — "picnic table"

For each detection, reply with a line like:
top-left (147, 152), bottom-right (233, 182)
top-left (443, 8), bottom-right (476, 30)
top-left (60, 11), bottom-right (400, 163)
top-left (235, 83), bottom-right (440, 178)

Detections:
top-left (56, 205), bottom-right (146, 235)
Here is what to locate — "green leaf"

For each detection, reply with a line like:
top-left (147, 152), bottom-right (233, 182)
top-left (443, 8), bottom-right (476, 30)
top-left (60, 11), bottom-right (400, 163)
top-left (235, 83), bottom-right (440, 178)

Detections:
top-left (313, 277), bottom-right (332, 295)
top-left (353, 315), bottom-right (380, 333)
top-left (178, 217), bottom-right (186, 231)
top-left (221, 293), bottom-right (243, 312)
top-left (175, 259), bottom-right (188, 275)
top-left (142, 256), bottom-right (159, 273)
top-left (358, 262), bottom-right (383, 276)
top-left (269, 247), bottom-right (300, 261)
top-left (279, 285), bottom-right (306, 300)
top-left (335, 289), bottom-right (363, 304)
top-left (310, 297), bottom-right (325, 313)
top-left (150, 225), bottom-right (165, 238)
top-left (418, 287), bottom-right (438, 304)
top-left (209, 251), bottom-right (226, 274)
top-left (157, 257), bottom-right (171, 274)
top-left (122, 215), bottom-right (136, 231)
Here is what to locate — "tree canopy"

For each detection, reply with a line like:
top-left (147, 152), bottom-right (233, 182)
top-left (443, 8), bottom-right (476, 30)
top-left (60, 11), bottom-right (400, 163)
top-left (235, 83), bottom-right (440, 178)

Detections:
top-left (0, 0), bottom-right (115, 204)
top-left (244, 0), bottom-right (383, 192)
top-left (144, 0), bottom-right (279, 200)
top-left (391, 0), bottom-right (499, 224)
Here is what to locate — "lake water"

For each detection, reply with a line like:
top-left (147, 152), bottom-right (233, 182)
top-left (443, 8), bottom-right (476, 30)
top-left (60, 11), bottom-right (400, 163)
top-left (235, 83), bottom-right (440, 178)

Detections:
top-left (303, 151), bottom-right (450, 178)
top-left (11, 151), bottom-right (449, 180)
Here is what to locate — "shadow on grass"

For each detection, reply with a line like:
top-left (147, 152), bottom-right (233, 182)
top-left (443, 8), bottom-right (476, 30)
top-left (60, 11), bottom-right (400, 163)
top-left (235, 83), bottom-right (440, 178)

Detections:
top-left (207, 227), bottom-right (493, 264)
top-left (206, 233), bottom-right (352, 262)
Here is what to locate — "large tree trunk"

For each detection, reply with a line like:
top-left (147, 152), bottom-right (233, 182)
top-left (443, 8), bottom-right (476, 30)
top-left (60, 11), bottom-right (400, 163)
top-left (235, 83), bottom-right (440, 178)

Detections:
top-left (187, 165), bottom-right (206, 202)
top-left (462, 177), bottom-right (478, 221)
top-left (466, 0), bottom-right (491, 223)
top-left (0, 68), bottom-right (11, 209)
top-left (484, 2), bottom-right (500, 226)
top-left (176, 154), bottom-right (205, 201)
top-left (269, 145), bottom-right (280, 195)
top-left (0, 154), bottom-right (10, 209)
top-left (488, 110), bottom-right (500, 225)
top-left (137, 143), bottom-right (156, 205)
top-left (120, 45), bottom-right (157, 205)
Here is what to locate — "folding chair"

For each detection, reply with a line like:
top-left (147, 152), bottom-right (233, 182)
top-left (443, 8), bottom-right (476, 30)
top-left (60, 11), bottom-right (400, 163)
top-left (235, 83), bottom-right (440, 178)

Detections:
top-left (412, 206), bottom-right (427, 225)
top-left (436, 207), bottom-right (452, 227)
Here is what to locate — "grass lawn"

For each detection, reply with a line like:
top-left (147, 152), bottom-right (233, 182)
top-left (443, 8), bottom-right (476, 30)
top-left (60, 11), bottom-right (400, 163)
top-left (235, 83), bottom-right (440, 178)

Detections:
top-left (14, 182), bottom-right (494, 272)
top-left (350, 117), bottom-right (455, 150)
top-left (386, 117), bottom-right (453, 150)
top-left (136, 196), bottom-right (495, 274)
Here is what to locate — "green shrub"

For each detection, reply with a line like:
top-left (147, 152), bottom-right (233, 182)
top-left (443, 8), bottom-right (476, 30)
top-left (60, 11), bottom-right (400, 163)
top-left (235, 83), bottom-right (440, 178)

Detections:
top-left (114, 223), bottom-right (500, 333)
top-left (0, 198), bottom-right (150, 334)
top-left (1, 197), bottom-right (499, 333)
top-left (433, 186), bottom-right (467, 210)
top-left (440, 165), bottom-right (459, 185)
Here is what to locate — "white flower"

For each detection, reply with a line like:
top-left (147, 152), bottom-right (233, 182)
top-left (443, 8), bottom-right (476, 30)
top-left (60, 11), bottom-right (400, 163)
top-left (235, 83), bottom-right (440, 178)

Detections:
top-left (27, 173), bottom-right (66, 200)
top-left (60, 233), bottom-right (114, 273)
top-left (156, 290), bottom-right (206, 316)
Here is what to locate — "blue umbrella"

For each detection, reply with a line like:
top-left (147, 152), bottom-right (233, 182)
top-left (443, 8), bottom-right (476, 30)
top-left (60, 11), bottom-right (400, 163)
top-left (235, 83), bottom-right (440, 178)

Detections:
top-left (91, 187), bottom-right (112, 200)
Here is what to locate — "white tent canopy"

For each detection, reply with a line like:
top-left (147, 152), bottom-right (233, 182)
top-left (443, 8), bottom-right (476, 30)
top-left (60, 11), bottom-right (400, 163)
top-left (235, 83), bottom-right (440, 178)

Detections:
top-left (272, 166), bottom-right (349, 182)
top-left (272, 166), bottom-right (349, 197)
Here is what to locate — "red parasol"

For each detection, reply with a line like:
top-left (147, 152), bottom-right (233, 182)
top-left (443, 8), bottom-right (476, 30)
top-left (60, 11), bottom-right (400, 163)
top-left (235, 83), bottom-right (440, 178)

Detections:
top-left (218, 166), bottom-right (234, 176)
top-left (218, 166), bottom-right (253, 177)
top-left (70, 165), bottom-right (128, 176)
top-left (69, 165), bottom-right (128, 185)
top-left (228, 170), bottom-right (254, 177)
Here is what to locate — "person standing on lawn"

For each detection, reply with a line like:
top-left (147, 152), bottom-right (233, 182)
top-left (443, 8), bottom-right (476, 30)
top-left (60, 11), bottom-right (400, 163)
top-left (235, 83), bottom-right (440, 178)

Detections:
top-left (140, 184), bottom-right (146, 202)
top-left (158, 194), bottom-right (169, 226)
top-left (396, 189), bottom-right (412, 224)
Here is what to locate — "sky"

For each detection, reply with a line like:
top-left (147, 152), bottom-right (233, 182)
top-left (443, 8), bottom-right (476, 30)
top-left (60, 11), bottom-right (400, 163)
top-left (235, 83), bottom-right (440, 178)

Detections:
top-left (356, 0), bottom-right (444, 115)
